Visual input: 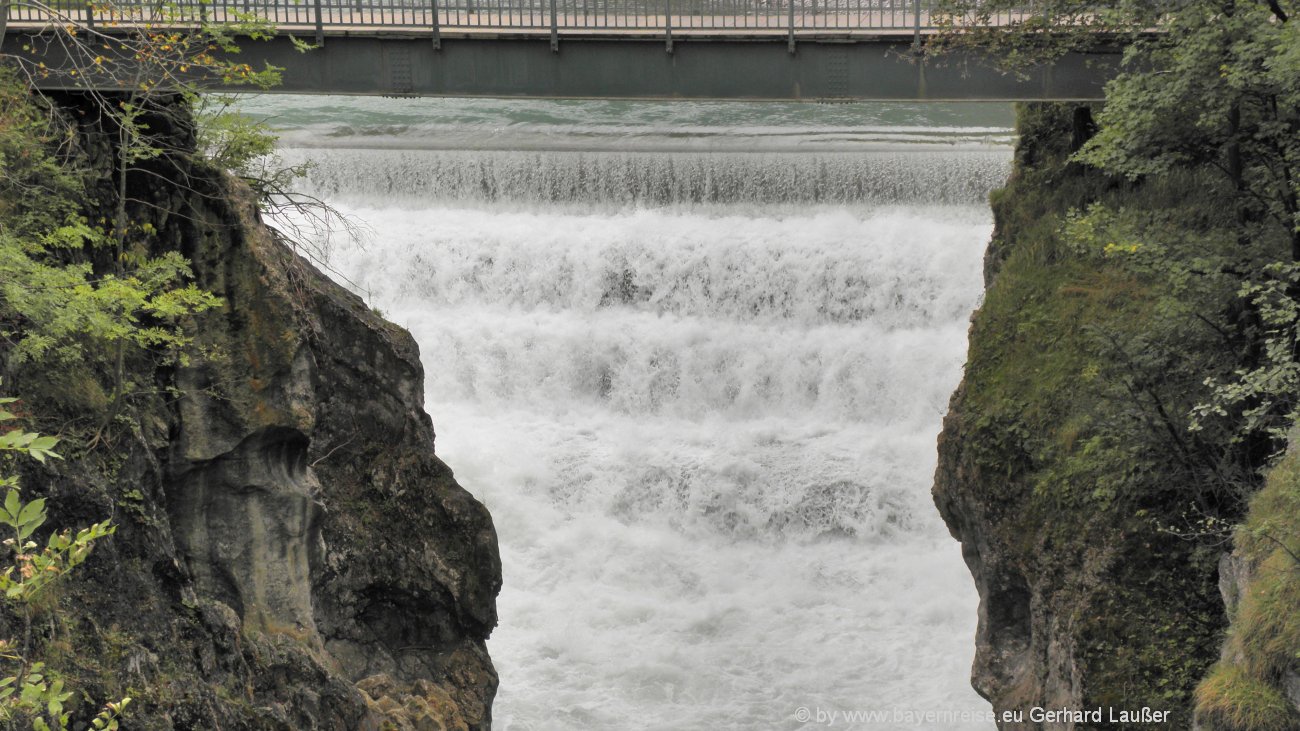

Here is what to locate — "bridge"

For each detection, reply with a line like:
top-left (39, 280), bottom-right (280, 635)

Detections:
top-left (1, 0), bottom-right (1118, 99)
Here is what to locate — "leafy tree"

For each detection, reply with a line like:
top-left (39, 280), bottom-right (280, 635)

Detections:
top-left (1073, 2), bottom-right (1300, 448)
top-left (1074, 1), bottom-right (1300, 255)
top-left (0, 3), bottom-right (342, 435)
top-left (194, 92), bottom-right (360, 256)
top-left (1080, 1), bottom-right (1300, 456)
top-left (7, 0), bottom-right (353, 265)
top-left (0, 69), bottom-right (221, 436)
top-left (4, 0), bottom-right (286, 240)
top-left (933, 0), bottom-right (1300, 457)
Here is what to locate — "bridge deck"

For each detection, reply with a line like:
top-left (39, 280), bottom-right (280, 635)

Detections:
top-left (3, 2), bottom-right (1112, 100)
top-left (5, 0), bottom-right (1031, 33)
top-left (8, 18), bottom-right (968, 41)
top-left (10, 19), bottom-right (954, 35)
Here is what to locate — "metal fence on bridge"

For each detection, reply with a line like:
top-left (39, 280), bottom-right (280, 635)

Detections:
top-left (6, 0), bottom-right (1031, 35)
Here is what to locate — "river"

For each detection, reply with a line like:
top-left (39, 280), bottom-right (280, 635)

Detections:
top-left (241, 95), bottom-right (1011, 730)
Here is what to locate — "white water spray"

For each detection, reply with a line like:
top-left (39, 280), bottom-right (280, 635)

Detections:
top-left (261, 96), bottom-right (1006, 730)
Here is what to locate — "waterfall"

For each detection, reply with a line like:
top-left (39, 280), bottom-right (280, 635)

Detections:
top-left (291, 148), bottom-right (1010, 206)
top-left (257, 94), bottom-right (1008, 730)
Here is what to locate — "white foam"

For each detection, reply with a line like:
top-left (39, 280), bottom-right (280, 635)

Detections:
top-left (312, 195), bottom-right (997, 729)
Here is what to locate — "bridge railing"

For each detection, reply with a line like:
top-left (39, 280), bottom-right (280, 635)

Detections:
top-left (6, 0), bottom-right (1033, 33)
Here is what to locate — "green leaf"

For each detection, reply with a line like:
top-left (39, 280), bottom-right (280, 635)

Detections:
top-left (18, 515), bottom-right (46, 541)
top-left (17, 498), bottom-right (45, 528)
top-left (4, 490), bottom-right (19, 521)
top-left (27, 435), bottom-right (61, 462)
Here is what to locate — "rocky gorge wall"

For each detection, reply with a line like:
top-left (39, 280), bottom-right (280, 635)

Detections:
top-left (5, 94), bottom-right (501, 730)
top-left (933, 103), bottom-right (1247, 729)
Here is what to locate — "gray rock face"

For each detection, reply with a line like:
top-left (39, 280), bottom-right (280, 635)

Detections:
top-left (933, 415), bottom-right (1029, 702)
top-left (1285, 672), bottom-right (1300, 711)
top-left (169, 427), bottom-right (325, 641)
top-left (162, 173), bottom-right (503, 729)
top-left (933, 389), bottom-right (1084, 721)
top-left (1217, 552), bottom-right (1250, 620)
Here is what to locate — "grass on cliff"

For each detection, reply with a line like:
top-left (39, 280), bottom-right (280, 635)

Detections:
top-left (1195, 439), bottom-right (1300, 730)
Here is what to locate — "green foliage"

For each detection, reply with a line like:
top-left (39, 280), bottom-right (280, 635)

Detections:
top-left (15, 1), bottom-right (285, 93)
top-left (6, 2), bottom-right (287, 266)
top-left (0, 489), bottom-right (115, 604)
top-left (1078, 3), bottom-right (1300, 197)
top-left (0, 0), bottom-right (333, 421)
top-left (938, 0), bottom-right (1300, 457)
top-left (195, 95), bottom-right (312, 204)
top-left (0, 9), bottom-right (332, 728)
top-left (935, 0), bottom-right (1300, 704)
top-left (0, 395), bottom-right (127, 729)
top-left (959, 99), bottom-right (1300, 723)
top-left (1234, 554), bottom-right (1300, 678)
top-left (1062, 197), bottom-right (1300, 458)
top-left (0, 400), bottom-right (58, 465)
top-left (197, 97), bottom-right (278, 173)
top-left (0, 82), bottom-right (81, 243)
top-left (10, 2), bottom-right (343, 266)
top-left (937, 0), bottom-right (1300, 411)
top-left (0, 229), bottom-right (221, 367)
top-left (1073, 14), bottom-right (1300, 461)
top-left (0, 67), bottom-right (225, 424)
top-left (1192, 263), bottom-right (1300, 445)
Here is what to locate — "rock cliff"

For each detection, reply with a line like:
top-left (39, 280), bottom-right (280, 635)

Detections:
top-left (933, 104), bottom-right (1234, 728)
top-left (6, 94), bottom-right (501, 730)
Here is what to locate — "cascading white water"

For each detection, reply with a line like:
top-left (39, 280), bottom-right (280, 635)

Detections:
top-left (294, 148), bottom-right (1005, 206)
top-left (249, 96), bottom-right (1007, 730)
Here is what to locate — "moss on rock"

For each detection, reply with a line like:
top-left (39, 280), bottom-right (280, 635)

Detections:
top-left (935, 103), bottom-right (1259, 727)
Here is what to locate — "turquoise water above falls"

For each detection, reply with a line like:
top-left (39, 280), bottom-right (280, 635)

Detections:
top-left (236, 95), bottom-right (1015, 151)
top-left (251, 95), bottom-right (1010, 730)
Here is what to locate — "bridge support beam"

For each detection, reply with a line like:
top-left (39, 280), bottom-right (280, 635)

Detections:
top-left (4, 31), bottom-right (1118, 101)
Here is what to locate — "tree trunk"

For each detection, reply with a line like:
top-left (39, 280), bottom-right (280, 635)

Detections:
top-left (1226, 103), bottom-right (1253, 247)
